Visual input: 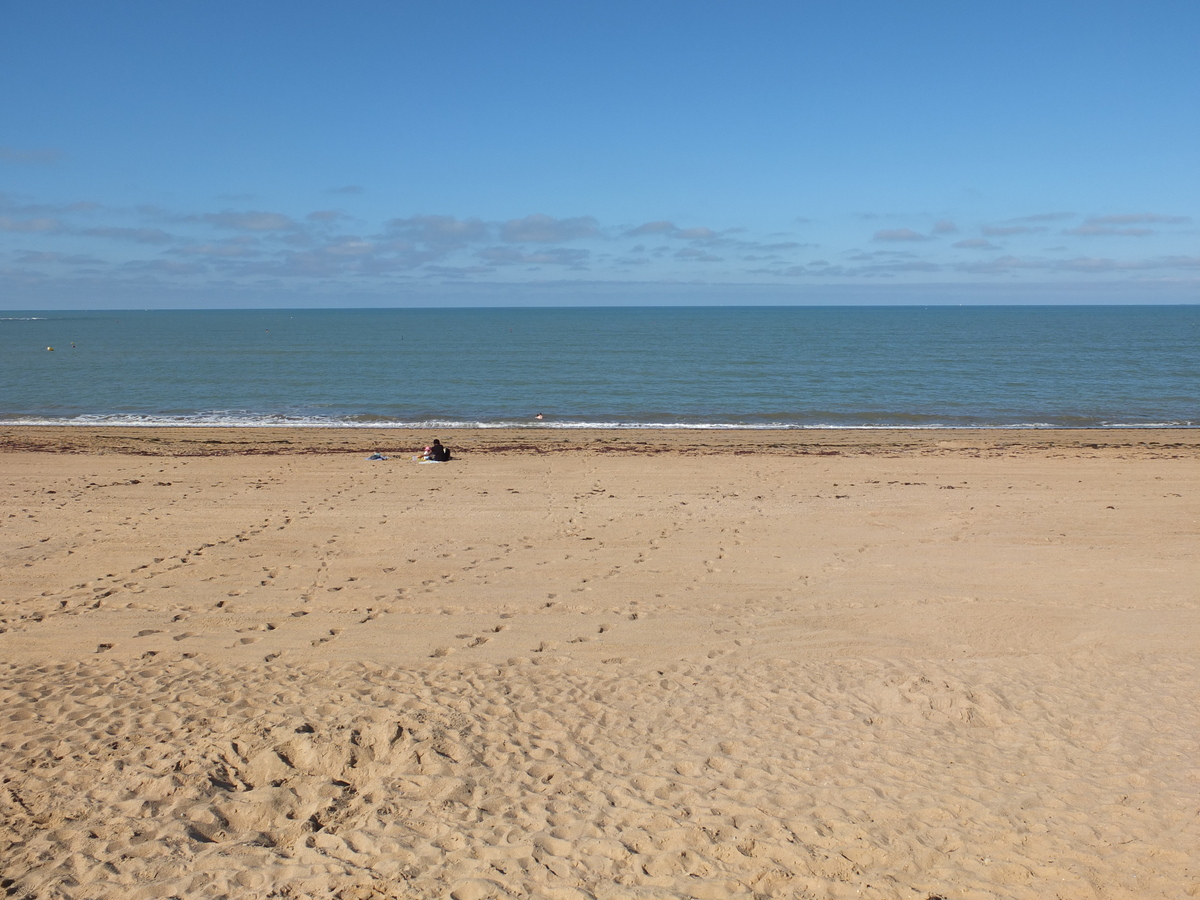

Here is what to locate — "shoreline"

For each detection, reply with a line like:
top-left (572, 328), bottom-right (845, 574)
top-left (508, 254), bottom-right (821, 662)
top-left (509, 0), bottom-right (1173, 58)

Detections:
top-left (3, 424), bottom-right (1200, 457)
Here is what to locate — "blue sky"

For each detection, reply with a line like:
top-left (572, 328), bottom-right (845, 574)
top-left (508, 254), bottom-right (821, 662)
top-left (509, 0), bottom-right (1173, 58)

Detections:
top-left (2, 1), bottom-right (1197, 307)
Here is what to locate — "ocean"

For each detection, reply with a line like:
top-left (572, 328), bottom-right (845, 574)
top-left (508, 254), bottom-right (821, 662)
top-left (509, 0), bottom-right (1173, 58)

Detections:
top-left (2, 306), bottom-right (1197, 429)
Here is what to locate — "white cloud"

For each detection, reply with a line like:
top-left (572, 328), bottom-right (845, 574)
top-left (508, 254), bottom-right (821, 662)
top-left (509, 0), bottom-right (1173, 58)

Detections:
top-left (1061, 213), bottom-right (1191, 238)
top-left (675, 247), bottom-right (723, 262)
top-left (981, 224), bottom-right (1044, 237)
top-left (173, 236), bottom-right (261, 258)
top-left (119, 259), bottom-right (208, 276)
top-left (873, 228), bottom-right (928, 242)
top-left (15, 250), bottom-right (104, 266)
top-left (0, 146), bottom-right (64, 165)
top-left (0, 196), bottom-right (100, 215)
top-left (849, 250), bottom-right (918, 260)
top-left (1064, 225), bottom-right (1154, 237)
top-left (625, 221), bottom-right (724, 242)
top-left (1012, 212), bottom-right (1074, 223)
top-left (628, 220), bottom-right (678, 236)
top-left (82, 226), bottom-right (173, 244)
top-left (958, 253), bottom-right (1200, 276)
top-left (0, 215), bottom-right (62, 233)
top-left (764, 258), bottom-right (940, 278)
top-left (958, 255), bottom-right (1040, 275)
top-left (500, 214), bottom-right (599, 243)
top-left (1086, 213), bottom-right (1190, 226)
top-left (385, 214), bottom-right (489, 246)
top-left (200, 210), bottom-right (299, 231)
top-left (321, 239), bottom-right (376, 257)
top-left (3, 186), bottom-right (1194, 296)
top-left (422, 264), bottom-right (495, 278)
top-left (476, 246), bottom-right (590, 267)
top-left (306, 210), bottom-right (349, 224)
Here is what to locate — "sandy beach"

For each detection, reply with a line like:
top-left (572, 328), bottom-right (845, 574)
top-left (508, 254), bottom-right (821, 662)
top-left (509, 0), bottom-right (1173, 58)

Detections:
top-left (2, 426), bottom-right (1198, 900)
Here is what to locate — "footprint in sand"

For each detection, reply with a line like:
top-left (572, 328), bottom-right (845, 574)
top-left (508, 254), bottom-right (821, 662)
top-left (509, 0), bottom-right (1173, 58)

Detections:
top-left (310, 628), bottom-right (342, 647)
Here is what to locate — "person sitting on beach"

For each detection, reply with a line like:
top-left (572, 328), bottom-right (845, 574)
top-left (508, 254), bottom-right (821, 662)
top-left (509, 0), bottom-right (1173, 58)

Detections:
top-left (425, 439), bottom-right (451, 462)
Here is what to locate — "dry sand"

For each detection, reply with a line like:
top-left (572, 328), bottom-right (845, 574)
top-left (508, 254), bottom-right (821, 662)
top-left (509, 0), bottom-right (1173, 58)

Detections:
top-left (1, 427), bottom-right (1198, 900)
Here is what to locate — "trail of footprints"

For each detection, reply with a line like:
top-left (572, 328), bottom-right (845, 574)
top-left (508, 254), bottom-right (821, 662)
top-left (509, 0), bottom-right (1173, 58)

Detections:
top-left (2, 473), bottom-right (376, 655)
top-left (432, 601), bottom-right (644, 660)
top-left (0, 512), bottom-right (285, 635)
top-left (12, 466), bottom-right (743, 663)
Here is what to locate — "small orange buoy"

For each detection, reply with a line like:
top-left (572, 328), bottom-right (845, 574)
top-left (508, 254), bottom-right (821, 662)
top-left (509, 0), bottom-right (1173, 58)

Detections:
top-left (46, 346), bottom-right (54, 351)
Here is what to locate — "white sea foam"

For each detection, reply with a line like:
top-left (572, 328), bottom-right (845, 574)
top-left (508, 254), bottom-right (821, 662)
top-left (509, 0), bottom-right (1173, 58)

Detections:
top-left (2, 414), bottom-right (1194, 430)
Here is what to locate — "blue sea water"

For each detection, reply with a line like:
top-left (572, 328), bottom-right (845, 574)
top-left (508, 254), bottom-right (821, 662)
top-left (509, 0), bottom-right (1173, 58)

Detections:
top-left (2, 306), bottom-right (1198, 428)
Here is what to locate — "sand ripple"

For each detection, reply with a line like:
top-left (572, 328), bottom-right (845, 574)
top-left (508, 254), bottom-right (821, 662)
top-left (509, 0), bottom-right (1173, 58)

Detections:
top-left (3, 654), bottom-right (1198, 899)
